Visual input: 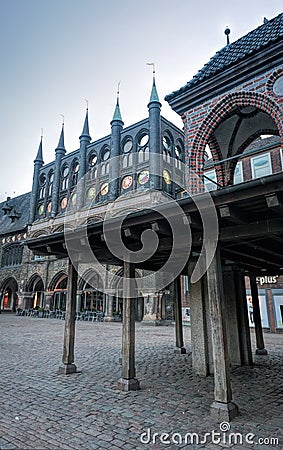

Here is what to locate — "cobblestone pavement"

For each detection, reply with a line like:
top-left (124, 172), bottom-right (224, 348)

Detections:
top-left (0, 314), bottom-right (282, 450)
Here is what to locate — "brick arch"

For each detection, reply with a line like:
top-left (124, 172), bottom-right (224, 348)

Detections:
top-left (190, 91), bottom-right (283, 188)
top-left (48, 271), bottom-right (67, 291)
top-left (26, 273), bottom-right (44, 292)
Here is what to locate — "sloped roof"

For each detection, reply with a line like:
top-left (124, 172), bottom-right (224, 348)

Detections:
top-left (0, 192), bottom-right (30, 236)
top-left (166, 13), bottom-right (283, 102)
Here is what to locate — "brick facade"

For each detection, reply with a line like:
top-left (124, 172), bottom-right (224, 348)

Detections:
top-left (182, 67), bottom-right (283, 191)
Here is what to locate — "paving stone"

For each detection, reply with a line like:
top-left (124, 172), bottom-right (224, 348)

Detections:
top-left (0, 314), bottom-right (282, 449)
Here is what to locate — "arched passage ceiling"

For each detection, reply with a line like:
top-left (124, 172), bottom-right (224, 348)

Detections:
top-left (211, 107), bottom-right (278, 160)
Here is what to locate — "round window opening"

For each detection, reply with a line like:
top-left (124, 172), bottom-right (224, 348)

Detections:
top-left (138, 170), bottom-right (150, 185)
top-left (273, 75), bottom-right (283, 96)
top-left (123, 139), bottom-right (133, 153)
top-left (87, 187), bottom-right (96, 200)
top-left (40, 175), bottom-right (46, 185)
top-left (175, 145), bottom-right (181, 159)
top-left (122, 175), bottom-right (133, 190)
top-left (62, 167), bottom-right (69, 178)
top-left (100, 182), bottom-right (109, 196)
top-left (139, 134), bottom-right (149, 147)
top-left (163, 136), bottom-right (171, 150)
top-left (102, 149), bottom-right (110, 161)
top-left (61, 197), bottom-right (68, 209)
top-left (90, 154), bottom-right (98, 167)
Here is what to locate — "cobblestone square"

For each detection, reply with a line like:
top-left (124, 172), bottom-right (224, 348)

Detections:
top-left (0, 314), bottom-right (282, 449)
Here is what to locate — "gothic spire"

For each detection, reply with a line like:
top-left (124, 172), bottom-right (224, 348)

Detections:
top-left (80, 104), bottom-right (91, 139)
top-left (147, 63), bottom-right (160, 104)
top-left (111, 83), bottom-right (123, 123)
top-left (34, 134), bottom-right (44, 164)
top-left (56, 122), bottom-right (65, 151)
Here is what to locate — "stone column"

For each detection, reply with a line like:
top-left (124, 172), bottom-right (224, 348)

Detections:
top-left (117, 261), bottom-right (140, 391)
top-left (59, 258), bottom-right (78, 374)
top-left (207, 245), bottom-right (238, 421)
top-left (236, 270), bottom-right (253, 366)
top-left (104, 293), bottom-right (114, 322)
top-left (174, 276), bottom-right (186, 354)
top-left (250, 275), bottom-right (268, 355)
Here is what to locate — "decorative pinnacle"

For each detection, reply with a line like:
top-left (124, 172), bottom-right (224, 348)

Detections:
top-left (111, 82), bottom-right (123, 123)
top-left (80, 101), bottom-right (90, 139)
top-left (224, 26), bottom-right (230, 45)
top-left (117, 81), bottom-right (121, 104)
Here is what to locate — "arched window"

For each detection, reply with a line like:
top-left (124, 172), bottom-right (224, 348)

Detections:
top-left (137, 132), bottom-right (149, 163)
top-left (48, 172), bottom-right (54, 196)
top-left (100, 147), bottom-right (110, 175)
top-left (39, 174), bottom-right (46, 199)
top-left (1, 244), bottom-right (23, 267)
top-left (71, 161), bottom-right (79, 186)
top-left (122, 153), bottom-right (133, 168)
top-left (61, 166), bottom-right (69, 191)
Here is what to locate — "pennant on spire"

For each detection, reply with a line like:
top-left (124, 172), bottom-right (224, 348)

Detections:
top-left (111, 82), bottom-right (123, 122)
top-left (147, 62), bottom-right (160, 103)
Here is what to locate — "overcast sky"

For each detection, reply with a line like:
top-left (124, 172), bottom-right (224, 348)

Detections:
top-left (0, 0), bottom-right (282, 201)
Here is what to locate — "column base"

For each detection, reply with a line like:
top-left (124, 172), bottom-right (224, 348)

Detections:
top-left (104, 316), bottom-right (114, 322)
top-left (174, 347), bottom-right (187, 354)
top-left (117, 378), bottom-right (140, 391)
top-left (58, 363), bottom-right (77, 374)
top-left (255, 348), bottom-right (268, 355)
top-left (210, 401), bottom-right (239, 422)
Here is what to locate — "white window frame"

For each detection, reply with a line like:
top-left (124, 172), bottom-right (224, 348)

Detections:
top-left (233, 161), bottom-right (243, 184)
top-left (204, 169), bottom-right (217, 191)
top-left (251, 152), bottom-right (272, 179)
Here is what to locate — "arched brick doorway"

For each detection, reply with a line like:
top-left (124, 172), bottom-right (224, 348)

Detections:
top-left (0, 277), bottom-right (18, 312)
top-left (78, 269), bottom-right (104, 312)
top-left (26, 273), bottom-right (44, 309)
top-left (48, 271), bottom-right (68, 311)
top-left (189, 91), bottom-right (282, 190)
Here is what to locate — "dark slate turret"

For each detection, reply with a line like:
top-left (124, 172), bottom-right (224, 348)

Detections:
top-left (77, 108), bottom-right (91, 209)
top-left (51, 124), bottom-right (66, 217)
top-left (148, 72), bottom-right (162, 190)
top-left (109, 92), bottom-right (124, 201)
top-left (29, 136), bottom-right (44, 224)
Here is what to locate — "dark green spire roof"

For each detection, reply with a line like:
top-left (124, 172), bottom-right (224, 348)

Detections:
top-left (112, 98), bottom-right (123, 122)
top-left (80, 108), bottom-right (91, 139)
top-left (34, 135), bottom-right (44, 164)
top-left (56, 124), bottom-right (65, 151)
top-left (149, 78), bottom-right (160, 103)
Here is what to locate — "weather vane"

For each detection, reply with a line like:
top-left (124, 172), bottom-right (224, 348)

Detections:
top-left (85, 98), bottom-right (89, 110)
top-left (60, 114), bottom-right (65, 125)
top-left (147, 62), bottom-right (155, 73)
